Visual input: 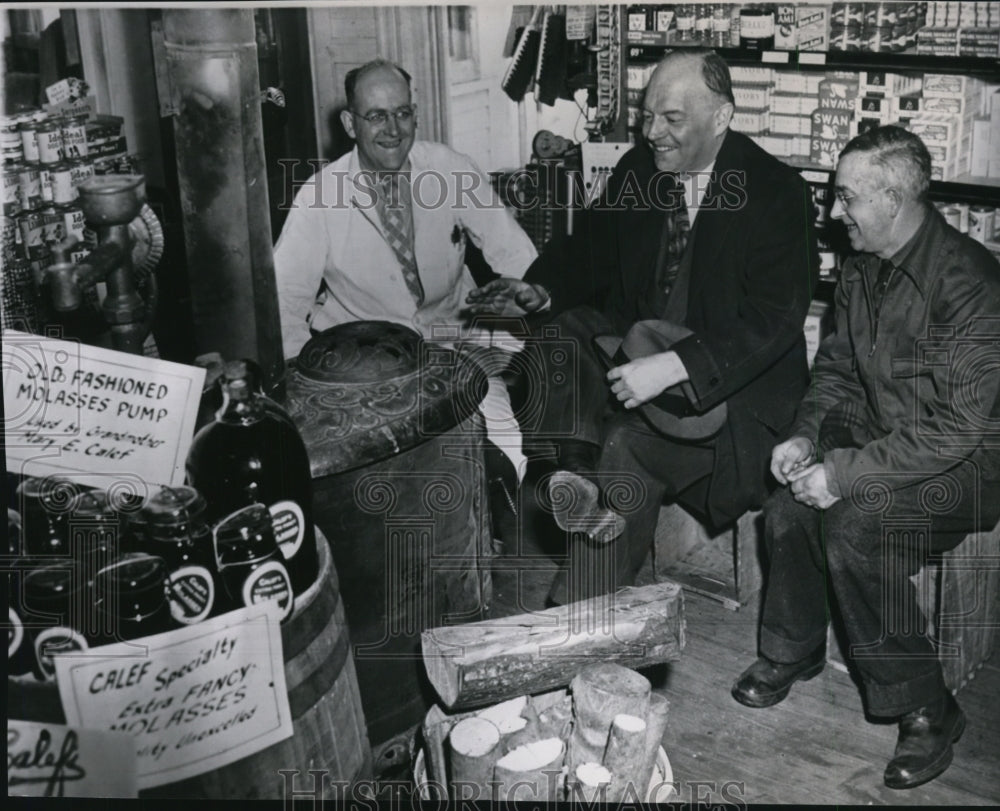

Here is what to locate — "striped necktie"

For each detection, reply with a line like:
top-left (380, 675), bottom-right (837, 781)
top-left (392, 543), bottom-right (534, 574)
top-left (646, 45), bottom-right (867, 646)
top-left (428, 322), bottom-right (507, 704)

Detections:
top-left (652, 178), bottom-right (691, 315)
top-left (379, 173), bottom-right (424, 305)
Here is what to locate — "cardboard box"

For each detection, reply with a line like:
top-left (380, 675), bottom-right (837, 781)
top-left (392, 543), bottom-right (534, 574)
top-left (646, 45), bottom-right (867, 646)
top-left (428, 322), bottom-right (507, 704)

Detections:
top-left (970, 116), bottom-right (992, 177)
top-left (44, 77), bottom-right (90, 105)
top-left (770, 113), bottom-right (813, 135)
top-left (818, 78), bottom-right (859, 112)
top-left (733, 84), bottom-right (771, 108)
top-left (923, 74), bottom-right (978, 98)
top-left (855, 95), bottom-right (896, 124)
top-left (859, 71), bottom-right (922, 97)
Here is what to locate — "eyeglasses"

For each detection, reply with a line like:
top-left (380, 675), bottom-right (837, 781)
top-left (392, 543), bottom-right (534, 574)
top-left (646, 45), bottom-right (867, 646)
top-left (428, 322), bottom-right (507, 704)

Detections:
top-left (352, 105), bottom-right (416, 127)
top-left (834, 190), bottom-right (858, 208)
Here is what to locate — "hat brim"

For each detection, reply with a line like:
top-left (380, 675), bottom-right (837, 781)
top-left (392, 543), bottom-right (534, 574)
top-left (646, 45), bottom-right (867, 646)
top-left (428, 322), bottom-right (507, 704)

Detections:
top-left (592, 321), bottom-right (727, 441)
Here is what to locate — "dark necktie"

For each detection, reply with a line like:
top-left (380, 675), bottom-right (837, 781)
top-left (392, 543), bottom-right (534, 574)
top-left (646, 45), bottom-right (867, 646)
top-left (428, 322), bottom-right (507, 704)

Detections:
top-left (379, 173), bottom-right (424, 305)
top-left (652, 178), bottom-right (691, 314)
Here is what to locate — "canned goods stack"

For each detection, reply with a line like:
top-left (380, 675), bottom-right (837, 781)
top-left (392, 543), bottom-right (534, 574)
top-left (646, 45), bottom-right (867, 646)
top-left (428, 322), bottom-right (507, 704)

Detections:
top-left (830, 2), bottom-right (926, 53)
top-left (1, 112), bottom-right (95, 273)
top-left (935, 200), bottom-right (999, 247)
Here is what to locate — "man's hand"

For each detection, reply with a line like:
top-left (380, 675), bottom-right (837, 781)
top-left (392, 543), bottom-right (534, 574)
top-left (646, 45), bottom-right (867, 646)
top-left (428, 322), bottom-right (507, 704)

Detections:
top-left (788, 463), bottom-right (840, 510)
top-left (607, 351), bottom-right (688, 409)
top-left (465, 278), bottom-right (549, 316)
top-left (770, 436), bottom-right (816, 485)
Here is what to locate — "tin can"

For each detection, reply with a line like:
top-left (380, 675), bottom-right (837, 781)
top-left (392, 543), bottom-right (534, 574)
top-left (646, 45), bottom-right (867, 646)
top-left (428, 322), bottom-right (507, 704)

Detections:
top-left (18, 209), bottom-right (48, 259)
top-left (39, 166), bottom-right (54, 203)
top-left (16, 163), bottom-right (42, 210)
top-left (942, 206), bottom-right (962, 231)
top-left (68, 157), bottom-right (94, 190)
top-left (2, 164), bottom-right (21, 216)
top-left (36, 121), bottom-right (64, 164)
top-left (954, 201), bottom-right (970, 234)
top-left (29, 251), bottom-right (53, 288)
top-left (18, 120), bottom-right (41, 163)
top-left (49, 162), bottom-right (77, 204)
top-left (969, 206), bottom-right (996, 244)
top-left (58, 203), bottom-right (87, 245)
top-left (40, 206), bottom-right (66, 245)
top-left (60, 115), bottom-right (89, 159)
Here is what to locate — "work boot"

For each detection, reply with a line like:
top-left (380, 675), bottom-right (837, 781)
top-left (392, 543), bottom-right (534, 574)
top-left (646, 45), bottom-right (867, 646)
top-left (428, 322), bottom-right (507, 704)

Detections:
top-left (731, 646), bottom-right (826, 708)
top-left (884, 691), bottom-right (966, 790)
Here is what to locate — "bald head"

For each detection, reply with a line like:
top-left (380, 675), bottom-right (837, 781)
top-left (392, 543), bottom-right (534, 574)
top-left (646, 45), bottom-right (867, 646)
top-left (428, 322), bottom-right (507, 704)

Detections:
top-left (641, 49), bottom-right (734, 173)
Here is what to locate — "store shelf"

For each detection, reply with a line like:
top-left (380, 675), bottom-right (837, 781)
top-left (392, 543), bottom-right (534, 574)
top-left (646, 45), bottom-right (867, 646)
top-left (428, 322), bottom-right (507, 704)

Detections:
top-left (788, 162), bottom-right (1000, 206)
top-left (625, 43), bottom-right (1000, 79)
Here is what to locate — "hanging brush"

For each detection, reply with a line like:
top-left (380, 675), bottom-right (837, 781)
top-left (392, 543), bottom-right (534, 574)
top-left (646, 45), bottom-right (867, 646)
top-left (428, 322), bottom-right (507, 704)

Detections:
top-left (534, 9), bottom-right (569, 107)
top-left (501, 6), bottom-right (543, 103)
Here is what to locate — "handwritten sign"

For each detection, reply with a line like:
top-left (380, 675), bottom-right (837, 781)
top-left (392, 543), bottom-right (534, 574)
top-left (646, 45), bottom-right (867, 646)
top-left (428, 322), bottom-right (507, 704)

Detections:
top-left (54, 604), bottom-right (291, 790)
top-left (7, 720), bottom-right (137, 798)
top-left (3, 329), bottom-right (205, 488)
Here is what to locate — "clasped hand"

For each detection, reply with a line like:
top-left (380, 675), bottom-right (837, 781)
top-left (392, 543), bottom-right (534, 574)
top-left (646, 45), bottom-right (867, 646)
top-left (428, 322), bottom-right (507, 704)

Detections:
top-left (770, 437), bottom-right (839, 509)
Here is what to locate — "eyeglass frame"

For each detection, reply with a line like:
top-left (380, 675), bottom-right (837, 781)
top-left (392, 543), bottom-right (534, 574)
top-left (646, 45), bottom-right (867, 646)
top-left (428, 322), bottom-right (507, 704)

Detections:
top-left (833, 186), bottom-right (890, 210)
top-left (350, 104), bottom-right (417, 127)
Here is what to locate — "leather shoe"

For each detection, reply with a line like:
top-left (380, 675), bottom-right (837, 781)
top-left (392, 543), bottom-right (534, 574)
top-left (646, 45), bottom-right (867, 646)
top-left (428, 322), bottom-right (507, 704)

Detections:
top-left (884, 692), bottom-right (965, 790)
top-left (548, 470), bottom-right (624, 543)
top-left (731, 647), bottom-right (825, 708)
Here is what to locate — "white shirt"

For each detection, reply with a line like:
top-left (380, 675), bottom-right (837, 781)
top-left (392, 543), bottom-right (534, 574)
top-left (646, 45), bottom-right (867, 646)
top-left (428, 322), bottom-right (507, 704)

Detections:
top-left (273, 141), bottom-right (538, 358)
top-left (680, 160), bottom-right (716, 226)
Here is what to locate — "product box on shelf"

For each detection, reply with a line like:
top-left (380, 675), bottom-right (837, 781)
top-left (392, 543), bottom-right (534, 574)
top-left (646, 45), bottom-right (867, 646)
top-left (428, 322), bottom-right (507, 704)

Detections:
top-left (770, 113), bottom-right (814, 136)
top-left (970, 117), bottom-right (992, 177)
top-left (817, 77), bottom-right (859, 112)
top-left (775, 3), bottom-right (798, 50)
top-left (771, 92), bottom-right (815, 116)
top-left (923, 74), bottom-right (980, 98)
top-left (733, 84), bottom-right (771, 109)
top-left (855, 95), bottom-right (896, 125)
top-left (859, 71), bottom-right (922, 97)
top-left (810, 107), bottom-right (852, 169)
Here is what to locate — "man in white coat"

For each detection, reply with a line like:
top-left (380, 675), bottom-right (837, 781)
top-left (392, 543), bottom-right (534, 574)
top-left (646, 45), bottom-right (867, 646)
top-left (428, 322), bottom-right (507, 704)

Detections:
top-left (273, 59), bottom-right (538, 505)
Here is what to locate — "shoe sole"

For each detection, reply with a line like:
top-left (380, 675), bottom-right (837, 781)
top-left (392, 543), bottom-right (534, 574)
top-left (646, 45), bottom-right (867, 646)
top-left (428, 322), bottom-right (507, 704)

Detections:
top-left (548, 471), bottom-right (624, 543)
top-left (731, 659), bottom-right (826, 709)
top-left (884, 711), bottom-right (967, 790)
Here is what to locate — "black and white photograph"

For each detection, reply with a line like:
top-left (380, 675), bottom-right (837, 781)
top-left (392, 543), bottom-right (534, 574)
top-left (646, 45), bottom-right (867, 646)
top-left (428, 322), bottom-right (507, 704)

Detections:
top-left (4, 1), bottom-right (1000, 806)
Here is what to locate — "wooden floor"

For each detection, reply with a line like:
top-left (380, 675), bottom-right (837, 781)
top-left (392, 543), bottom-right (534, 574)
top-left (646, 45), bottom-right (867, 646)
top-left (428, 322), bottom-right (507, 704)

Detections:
top-left (485, 471), bottom-right (1000, 806)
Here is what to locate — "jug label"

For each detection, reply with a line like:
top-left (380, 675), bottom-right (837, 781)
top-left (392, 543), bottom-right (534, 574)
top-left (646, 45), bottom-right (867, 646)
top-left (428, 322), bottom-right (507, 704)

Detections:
top-left (242, 561), bottom-right (293, 622)
top-left (269, 500), bottom-right (305, 560)
top-left (167, 565), bottom-right (215, 625)
top-left (35, 626), bottom-right (89, 681)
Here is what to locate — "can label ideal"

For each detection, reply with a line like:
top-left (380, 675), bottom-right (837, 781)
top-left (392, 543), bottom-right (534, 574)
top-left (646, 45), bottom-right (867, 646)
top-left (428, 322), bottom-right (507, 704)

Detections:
top-left (18, 210), bottom-right (47, 258)
top-left (37, 125), bottom-right (64, 164)
top-left (61, 117), bottom-right (89, 159)
top-left (3, 165), bottom-right (21, 216)
top-left (59, 204), bottom-right (86, 244)
top-left (69, 158), bottom-right (95, 190)
top-left (41, 207), bottom-right (66, 244)
top-left (39, 166), bottom-right (53, 203)
top-left (18, 122), bottom-right (40, 162)
top-left (17, 164), bottom-right (42, 210)
top-left (50, 163), bottom-right (77, 204)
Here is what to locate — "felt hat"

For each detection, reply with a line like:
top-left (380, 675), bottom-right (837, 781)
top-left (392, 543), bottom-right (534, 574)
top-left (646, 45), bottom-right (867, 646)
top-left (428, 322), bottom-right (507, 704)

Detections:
top-left (593, 320), bottom-right (727, 440)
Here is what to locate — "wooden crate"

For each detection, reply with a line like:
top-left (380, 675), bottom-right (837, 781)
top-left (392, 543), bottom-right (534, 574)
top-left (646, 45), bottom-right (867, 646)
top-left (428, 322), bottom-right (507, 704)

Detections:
top-left (827, 523), bottom-right (1000, 694)
top-left (652, 504), bottom-right (763, 611)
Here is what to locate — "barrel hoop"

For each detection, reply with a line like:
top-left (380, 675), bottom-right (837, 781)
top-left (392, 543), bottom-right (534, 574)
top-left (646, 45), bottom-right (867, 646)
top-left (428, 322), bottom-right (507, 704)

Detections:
top-left (281, 539), bottom-right (338, 661)
top-left (286, 617), bottom-right (351, 718)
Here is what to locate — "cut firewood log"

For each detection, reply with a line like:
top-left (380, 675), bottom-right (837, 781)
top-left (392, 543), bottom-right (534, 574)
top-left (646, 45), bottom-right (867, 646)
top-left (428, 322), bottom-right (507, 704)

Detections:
top-left (637, 692), bottom-right (671, 791)
top-left (567, 663), bottom-right (651, 772)
top-left (448, 717), bottom-right (501, 799)
top-left (421, 581), bottom-right (684, 709)
top-left (493, 737), bottom-right (566, 801)
top-left (422, 704), bottom-right (451, 789)
top-left (477, 695), bottom-right (528, 736)
top-left (603, 713), bottom-right (648, 801)
top-left (566, 762), bottom-right (612, 803)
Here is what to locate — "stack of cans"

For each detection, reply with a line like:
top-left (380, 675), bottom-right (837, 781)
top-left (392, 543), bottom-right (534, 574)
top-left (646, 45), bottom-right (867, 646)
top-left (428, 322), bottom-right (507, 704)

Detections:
top-left (830, 2), bottom-right (926, 53)
top-left (1, 109), bottom-right (97, 331)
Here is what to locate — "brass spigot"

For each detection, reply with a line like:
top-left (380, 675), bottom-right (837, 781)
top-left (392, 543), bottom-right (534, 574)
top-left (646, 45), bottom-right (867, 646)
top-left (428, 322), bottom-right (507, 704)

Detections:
top-left (43, 175), bottom-right (157, 355)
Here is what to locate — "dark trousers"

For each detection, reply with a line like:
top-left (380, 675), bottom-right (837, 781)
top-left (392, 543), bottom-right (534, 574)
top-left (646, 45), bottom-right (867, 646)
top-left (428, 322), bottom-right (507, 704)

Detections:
top-left (761, 472), bottom-right (997, 717)
top-left (533, 307), bottom-right (715, 603)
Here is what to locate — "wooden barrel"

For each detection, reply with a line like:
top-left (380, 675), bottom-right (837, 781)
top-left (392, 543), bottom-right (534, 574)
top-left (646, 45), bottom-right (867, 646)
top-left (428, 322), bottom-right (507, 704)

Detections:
top-left (7, 530), bottom-right (372, 798)
top-left (285, 322), bottom-right (494, 749)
